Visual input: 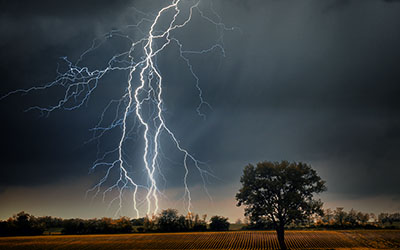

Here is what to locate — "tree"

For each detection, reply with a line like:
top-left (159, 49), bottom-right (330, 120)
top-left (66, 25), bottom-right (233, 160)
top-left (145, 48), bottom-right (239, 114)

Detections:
top-left (345, 209), bottom-right (358, 227)
top-left (334, 207), bottom-right (347, 227)
top-left (191, 214), bottom-right (207, 231)
top-left (157, 209), bottom-right (180, 232)
top-left (322, 208), bottom-right (333, 225)
top-left (7, 211), bottom-right (45, 236)
top-left (379, 212), bottom-right (400, 227)
top-left (209, 216), bottom-right (230, 231)
top-left (115, 217), bottom-right (133, 233)
top-left (236, 161), bottom-right (326, 250)
top-left (356, 211), bottom-right (369, 226)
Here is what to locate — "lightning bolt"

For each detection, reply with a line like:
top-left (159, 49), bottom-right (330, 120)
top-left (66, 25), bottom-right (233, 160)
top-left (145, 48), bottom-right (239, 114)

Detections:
top-left (1, 0), bottom-right (236, 217)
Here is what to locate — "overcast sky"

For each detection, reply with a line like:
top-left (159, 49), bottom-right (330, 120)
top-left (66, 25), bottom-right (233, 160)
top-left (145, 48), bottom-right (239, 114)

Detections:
top-left (1, 0), bottom-right (400, 220)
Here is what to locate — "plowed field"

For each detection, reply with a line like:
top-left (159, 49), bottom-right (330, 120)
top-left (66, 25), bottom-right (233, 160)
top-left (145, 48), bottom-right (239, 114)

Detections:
top-left (0, 230), bottom-right (399, 249)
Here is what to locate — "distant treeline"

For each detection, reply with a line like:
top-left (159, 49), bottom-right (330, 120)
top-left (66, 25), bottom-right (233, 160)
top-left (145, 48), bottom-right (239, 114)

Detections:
top-left (243, 208), bottom-right (400, 230)
top-left (315, 208), bottom-right (400, 229)
top-left (0, 209), bottom-right (229, 236)
top-left (1, 208), bottom-right (399, 236)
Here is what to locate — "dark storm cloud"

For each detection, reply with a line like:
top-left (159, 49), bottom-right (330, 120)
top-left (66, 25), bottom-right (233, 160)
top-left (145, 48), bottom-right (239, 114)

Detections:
top-left (0, 0), bottom-right (129, 18)
top-left (1, 0), bottom-right (400, 208)
top-left (201, 0), bottom-right (400, 199)
top-left (0, 0), bottom-right (135, 188)
top-left (323, 0), bottom-right (400, 12)
top-left (323, 0), bottom-right (352, 12)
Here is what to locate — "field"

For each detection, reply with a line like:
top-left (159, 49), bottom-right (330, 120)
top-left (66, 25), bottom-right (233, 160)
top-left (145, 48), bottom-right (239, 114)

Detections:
top-left (0, 230), bottom-right (399, 249)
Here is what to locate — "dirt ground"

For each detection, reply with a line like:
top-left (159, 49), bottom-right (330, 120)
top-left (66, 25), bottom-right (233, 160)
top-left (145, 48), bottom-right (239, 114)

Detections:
top-left (0, 230), bottom-right (399, 249)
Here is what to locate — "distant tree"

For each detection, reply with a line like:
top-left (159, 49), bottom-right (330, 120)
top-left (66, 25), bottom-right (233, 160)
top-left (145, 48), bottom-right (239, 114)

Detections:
top-left (115, 217), bottom-right (133, 233)
top-left (378, 213), bottom-right (390, 225)
top-left (391, 213), bottom-right (400, 223)
top-left (131, 217), bottom-right (145, 226)
top-left (36, 216), bottom-right (63, 229)
top-left (356, 211), bottom-right (369, 226)
top-left (62, 218), bottom-right (86, 234)
top-left (13, 212), bottom-right (31, 235)
top-left (95, 217), bottom-right (114, 233)
top-left (236, 161), bottom-right (326, 250)
top-left (379, 212), bottom-right (400, 227)
top-left (143, 215), bottom-right (157, 232)
top-left (157, 209), bottom-right (180, 232)
top-left (0, 221), bottom-right (9, 236)
top-left (334, 207), bottom-right (347, 227)
top-left (144, 209), bottom-right (208, 232)
top-left (191, 214), bottom-right (207, 231)
top-left (209, 216), bottom-right (230, 231)
top-left (322, 208), bottom-right (334, 224)
top-left (8, 211), bottom-right (45, 236)
top-left (345, 209), bottom-right (358, 227)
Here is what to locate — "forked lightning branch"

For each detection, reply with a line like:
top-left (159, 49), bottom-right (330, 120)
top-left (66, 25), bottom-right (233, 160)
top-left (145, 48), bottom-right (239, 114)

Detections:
top-left (1, 0), bottom-right (235, 217)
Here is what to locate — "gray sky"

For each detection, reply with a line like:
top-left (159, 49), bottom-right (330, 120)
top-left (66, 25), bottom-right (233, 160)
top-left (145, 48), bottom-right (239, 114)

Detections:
top-left (1, 0), bottom-right (400, 220)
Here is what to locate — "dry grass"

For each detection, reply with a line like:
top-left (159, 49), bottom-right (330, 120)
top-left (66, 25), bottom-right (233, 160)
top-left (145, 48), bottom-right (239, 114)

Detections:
top-left (0, 230), bottom-right (399, 249)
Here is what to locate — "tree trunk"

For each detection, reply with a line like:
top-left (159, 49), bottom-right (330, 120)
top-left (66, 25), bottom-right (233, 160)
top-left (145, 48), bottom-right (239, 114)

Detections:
top-left (276, 225), bottom-right (287, 250)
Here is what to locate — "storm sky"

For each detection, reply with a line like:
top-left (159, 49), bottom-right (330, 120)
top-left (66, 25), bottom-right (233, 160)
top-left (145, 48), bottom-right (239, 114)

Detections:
top-left (1, 0), bottom-right (400, 220)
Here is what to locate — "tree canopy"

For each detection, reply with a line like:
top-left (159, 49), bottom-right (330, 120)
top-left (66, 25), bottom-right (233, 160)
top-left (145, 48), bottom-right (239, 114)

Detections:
top-left (209, 216), bottom-right (230, 231)
top-left (236, 161), bottom-right (326, 250)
